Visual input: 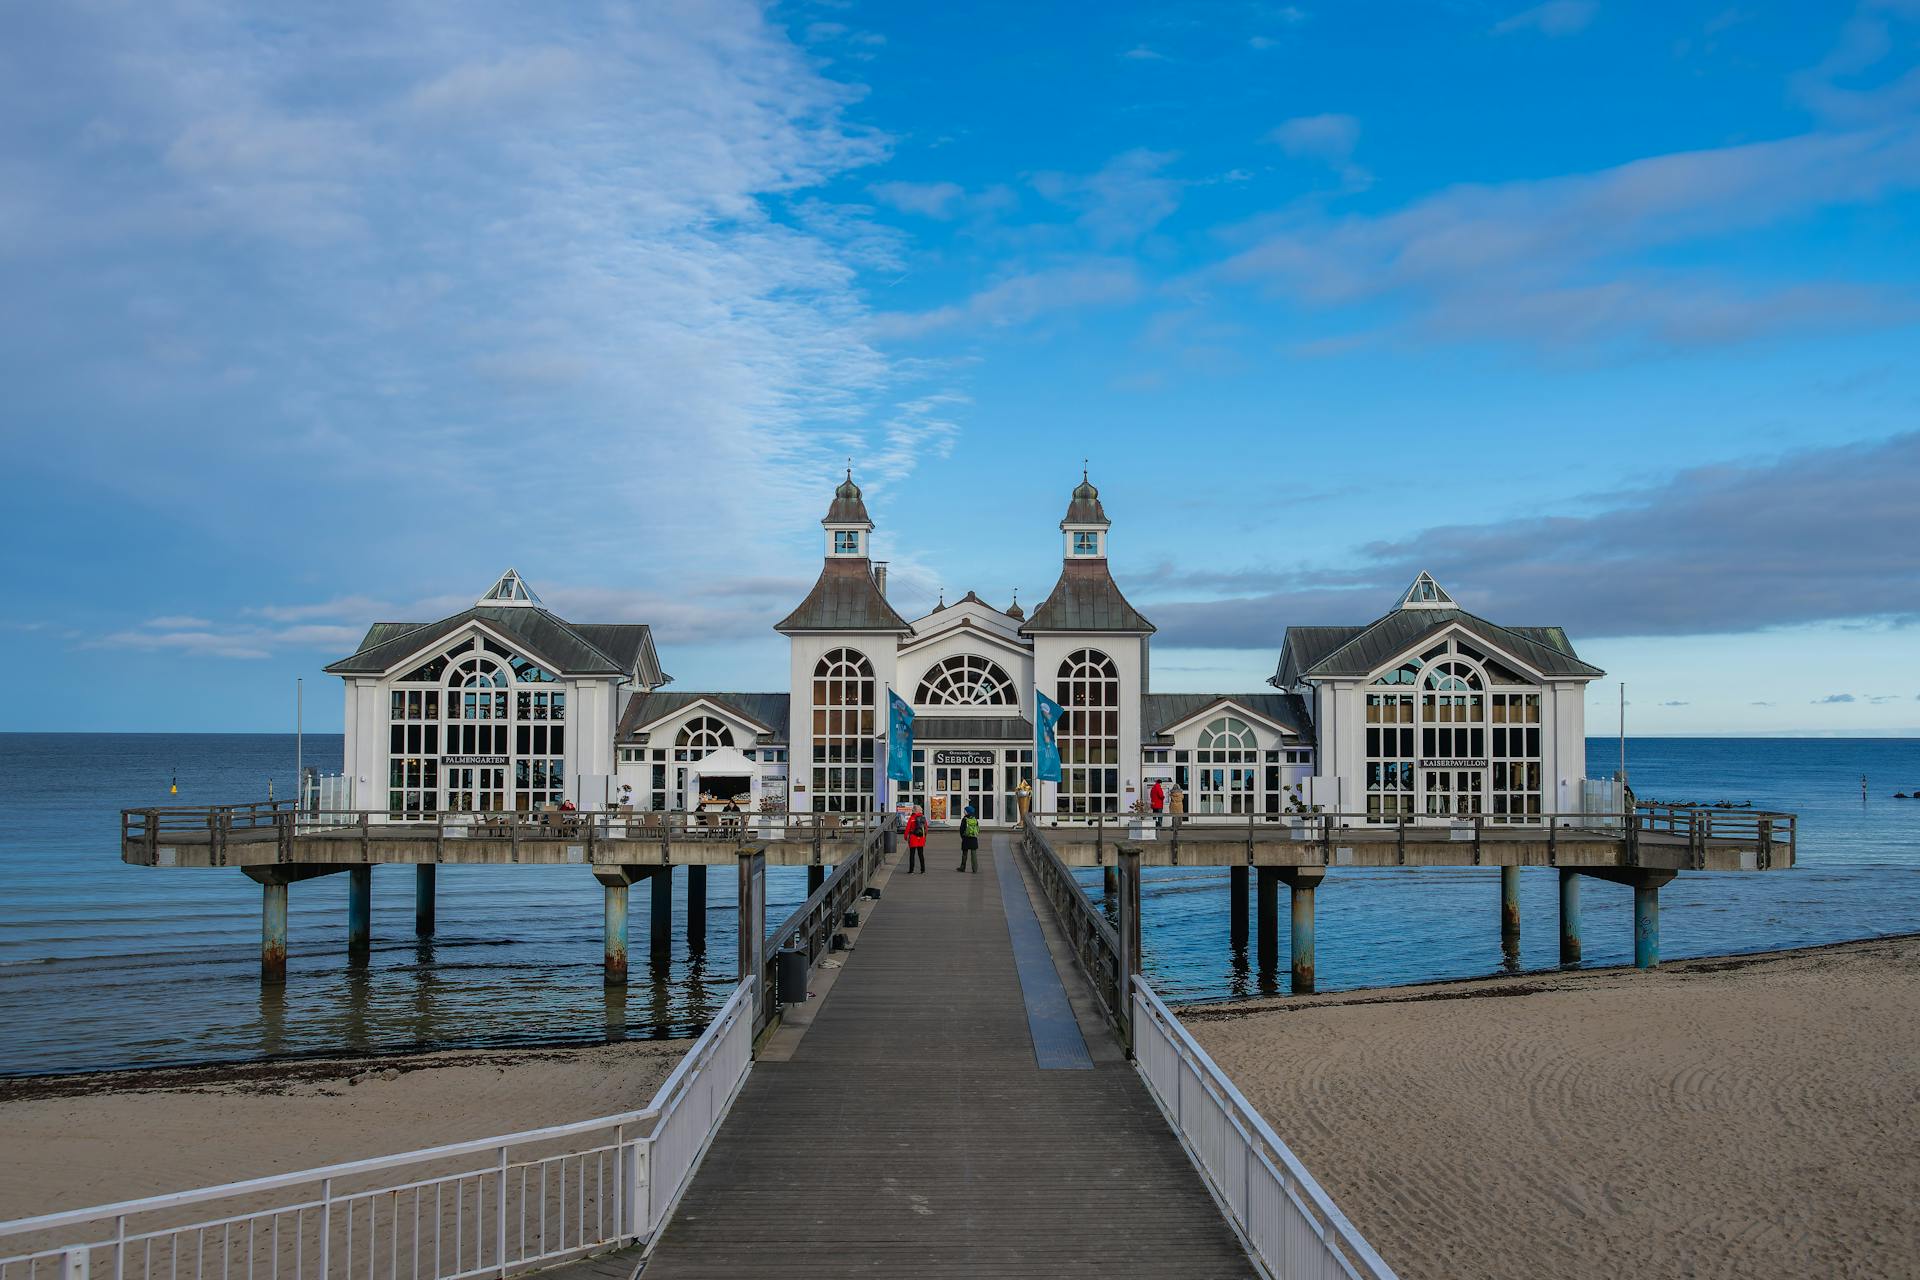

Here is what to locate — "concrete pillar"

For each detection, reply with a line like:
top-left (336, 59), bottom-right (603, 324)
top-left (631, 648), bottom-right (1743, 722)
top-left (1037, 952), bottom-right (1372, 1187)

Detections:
top-left (262, 880), bottom-right (288, 985)
top-left (1500, 865), bottom-right (1521, 964)
top-left (604, 881), bottom-right (629, 987)
top-left (1256, 867), bottom-right (1280, 972)
top-left (686, 865), bottom-right (708, 952)
top-left (1229, 865), bottom-right (1249, 950)
top-left (415, 865), bottom-right (436, 938)
top-left (650, 868), bottom-right (673, 963)
top-left (807, 864), bottom-right (825, 896)
top-left (1634, 879), bottom-right (1660, 969)
top-left (1289, 878), bottom-right (1317, 995)
top-left (1558, 869), bottom-right (1581, 965)
top-left (347, 866), bottom-right (371, 961)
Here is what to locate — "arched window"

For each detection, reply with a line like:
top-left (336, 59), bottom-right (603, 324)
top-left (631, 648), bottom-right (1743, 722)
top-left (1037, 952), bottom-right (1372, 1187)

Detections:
top-left (676, 715), bottom-right (733, 760)
top-left (1056, 649), bottom-right (1119, 815)
top-left (1424, 660), bottom-right (1483, 691)
top-left (1196, 717), bottom-right (1259, 814)
top-left (812, 648), bottom-right (876, 813)
top-left (916, 654), bottom-right (1017, 707)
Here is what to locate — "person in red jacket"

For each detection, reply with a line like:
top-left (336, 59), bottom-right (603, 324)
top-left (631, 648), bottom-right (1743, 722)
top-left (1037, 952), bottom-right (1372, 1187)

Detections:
top-left (903, 805), bottom-right (927, 874)
top-left (1149, 779), bottom-right (1166, 827)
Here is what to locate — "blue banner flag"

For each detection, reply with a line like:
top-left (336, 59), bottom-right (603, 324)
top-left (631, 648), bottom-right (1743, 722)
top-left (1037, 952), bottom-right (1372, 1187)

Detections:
top-left (1034, 688), bottom-right (1064, 782)
top-left (887, 688), bottom-right (915, 783)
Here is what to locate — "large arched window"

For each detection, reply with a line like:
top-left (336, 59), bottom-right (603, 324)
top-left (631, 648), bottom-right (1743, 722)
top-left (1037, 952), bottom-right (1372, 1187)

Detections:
top-left (1056, 649), bottom-right (1119, 815)
top-left (1196, 716), bottom-right (1258, 815)
top-left (812, 648), bottom-right (876, 813)
top-left (915, 654), bottom-right (1017, 707)
top-left (676, 715), bottom-right (733, 760)
top-left (387, 635), bottom-right (567, 816)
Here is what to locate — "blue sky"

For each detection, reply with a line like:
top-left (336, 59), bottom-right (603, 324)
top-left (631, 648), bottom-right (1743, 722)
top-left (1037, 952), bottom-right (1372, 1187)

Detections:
top-left (3, 0), bottom-right (1918, 735)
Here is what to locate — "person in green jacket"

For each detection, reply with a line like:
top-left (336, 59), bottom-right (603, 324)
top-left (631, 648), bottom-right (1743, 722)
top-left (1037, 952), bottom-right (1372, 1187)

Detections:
top-left (957, 803), bottom-right (980, 872)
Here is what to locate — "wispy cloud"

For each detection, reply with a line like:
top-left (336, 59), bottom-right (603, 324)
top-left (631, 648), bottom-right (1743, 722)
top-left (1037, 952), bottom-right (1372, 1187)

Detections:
top-left (873, 260), bottom-right (1142, 338)
top-left (870, 180), bottom-right (966, 218)
top-left (1032, 149), bottom-right (1184, 246)
top-left (1814, 693), bottom-right (1858, 704)
top-left (1492, 2), bottom-right (1599, 38)
top-left (1268, 113), bottom-right (1370, 190)
top-left (1218, 125), bottom-right (1920, 351)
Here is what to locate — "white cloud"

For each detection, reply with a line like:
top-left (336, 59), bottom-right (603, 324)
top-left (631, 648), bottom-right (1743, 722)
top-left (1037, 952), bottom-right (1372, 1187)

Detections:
top-left (870, 180), bottom-right (966, 218)
top-left (1492, 1), bottom-right (1599, 37)
top-left (1032, 149), bottom-right (1182, 246)
top-left (873, 261), bottom-right (1142, 338)
top-left (1268, 113), bottom-right (1369, 189)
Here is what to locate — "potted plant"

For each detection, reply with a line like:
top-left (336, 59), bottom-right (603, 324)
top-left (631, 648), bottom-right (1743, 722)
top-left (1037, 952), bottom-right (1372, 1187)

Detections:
top-left (1126, 797), bottom-right (1156, 840)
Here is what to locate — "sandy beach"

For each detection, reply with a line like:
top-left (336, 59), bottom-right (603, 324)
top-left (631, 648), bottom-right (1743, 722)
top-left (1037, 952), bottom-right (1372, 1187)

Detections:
top-left (1182, 935), bottom-right (1920, 1280)
top-left (0, 1040), bottom-right (688, 1224)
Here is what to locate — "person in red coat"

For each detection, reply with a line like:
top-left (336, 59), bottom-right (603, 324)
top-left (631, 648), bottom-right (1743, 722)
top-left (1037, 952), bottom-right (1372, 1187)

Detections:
top-left (903, 805), bottom-right (927, 874)
top-left (1149, 779), bottom-right (1166, 827)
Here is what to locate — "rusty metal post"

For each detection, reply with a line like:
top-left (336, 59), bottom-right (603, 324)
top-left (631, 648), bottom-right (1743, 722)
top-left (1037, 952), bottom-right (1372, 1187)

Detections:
top-left (1634, 877), bottom-right (1660, 969)
top-left (261, 879), bottom-right (288, 985)
top-left (686, 864), bottom-right (708, 953)
top-left (347, 866), bottom-right (371, 961)
top-left (1500, 864), bottom-right (1521, 958)
top-left (1558, 868), bottom-right (1581, 965)
top-left (1103, 863), bottom-right (1118, 901)
top-left (1117, 847), bottom-right (1142, 1057)
top-left (604, 880), bottom-right (629, 987)
top-left (649, 867), bottom-right (672, 964)
top-left (414, 865), bottom-right (435, 938)
top-left (1228, 865), bottom-right (1248, 950)
top-left (1288, 876), bottom-right (1316, 994)
top-left (1256, 867), bottom-right (1280, 972)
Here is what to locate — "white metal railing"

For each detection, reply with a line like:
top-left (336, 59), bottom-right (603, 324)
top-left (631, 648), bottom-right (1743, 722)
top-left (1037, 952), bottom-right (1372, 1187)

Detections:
top-left (1131, 978), bottom-right (1399, 1280)
top-left (0, 980), bottom-right (756, 1280)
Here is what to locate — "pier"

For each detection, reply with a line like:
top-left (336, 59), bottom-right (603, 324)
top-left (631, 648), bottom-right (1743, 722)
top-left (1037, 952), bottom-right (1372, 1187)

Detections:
top-left (119, 799), bottom-right (1794, 988)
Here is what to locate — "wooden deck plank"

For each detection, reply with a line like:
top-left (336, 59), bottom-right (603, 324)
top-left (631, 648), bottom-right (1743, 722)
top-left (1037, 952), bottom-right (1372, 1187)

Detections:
top-left (638, 833), bottom-right (1253, 1278)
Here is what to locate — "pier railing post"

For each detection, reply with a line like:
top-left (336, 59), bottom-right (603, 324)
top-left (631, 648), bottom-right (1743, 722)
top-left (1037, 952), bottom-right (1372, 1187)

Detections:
top-left (738, 849), bottom-right (767, 1037)
top-left (1116, 847), bottom-right (1141, 1057)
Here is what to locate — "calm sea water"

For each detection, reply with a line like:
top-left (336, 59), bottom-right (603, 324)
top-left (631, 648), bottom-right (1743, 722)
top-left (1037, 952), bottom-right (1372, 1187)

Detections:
top-left (1, 733), bottom-right (1916, 1074)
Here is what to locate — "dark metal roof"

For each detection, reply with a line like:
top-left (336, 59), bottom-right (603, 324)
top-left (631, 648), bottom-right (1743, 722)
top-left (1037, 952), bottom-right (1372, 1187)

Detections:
top-left (326, 607), bottom-right (655, 678)
top-left (915, 716), bottom-right (1033, 742)
top-left (1143, 693), bottom-right (1314, 744)
top-left (1272, 607), bottom-right (1602, 685)
top-left (1019, 558), bottom-right (1154, 634)
top-left (775, 558), bottom-right (912, 633)
top-left (1062, 472), bottom-right (1109, 526)
top-left (823, 472), bottom-right (873, 526)
top-left (618, 691), bottom-right (791, 742)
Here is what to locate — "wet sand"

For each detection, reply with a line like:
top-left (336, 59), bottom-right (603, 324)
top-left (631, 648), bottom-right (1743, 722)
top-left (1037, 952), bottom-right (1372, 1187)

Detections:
top-left (0, 1040), bottom-right (688, 1222)
top-left (1181, 935), bottom-right (1920, 1280)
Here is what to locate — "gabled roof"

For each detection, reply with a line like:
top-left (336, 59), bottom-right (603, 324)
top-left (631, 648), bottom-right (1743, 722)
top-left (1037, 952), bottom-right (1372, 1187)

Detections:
top-left (775, 558), bottom-right (912, 634)
top-left (1271, 607), bottom-right (1602, 685)
top-left (1019, 558), bottom-right (1155, 634)
top-left (1143, 693), bottom-right (1314, 744)
top-left (326, 606), bottom-right (658, 680)
top-left (617, 691), bottom-right (792, 743)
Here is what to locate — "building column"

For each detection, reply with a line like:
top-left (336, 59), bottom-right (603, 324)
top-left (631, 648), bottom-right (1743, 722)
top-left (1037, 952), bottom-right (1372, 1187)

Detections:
top-left (1558, 869), bottom-right (1581, 965)
top-left (262, 880), bottom-right (288, 985)
top-left (1279, 869), bottom-right (1323, 995)
top-left (415, 865), bottom-right (436, 938)
top-left (347, 866), bottom-right (372, 961)
top-left (1256, 867), bottom-right (1281, 972)
top-left (1500, 865), bottom-right (1521, 959)
top-left (1229, 865), bottom-right (1249, 950)
top-left (650, 868), bottom-right (673, 965)
top-left (686, 865), bottom-right (708, 953)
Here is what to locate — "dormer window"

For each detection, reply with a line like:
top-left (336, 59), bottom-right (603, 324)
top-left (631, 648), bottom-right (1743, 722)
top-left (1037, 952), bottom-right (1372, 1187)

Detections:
top-left (1072, 531), bottom-right (1101, 557)
top-left (833, 529), bottom-right (863, 556)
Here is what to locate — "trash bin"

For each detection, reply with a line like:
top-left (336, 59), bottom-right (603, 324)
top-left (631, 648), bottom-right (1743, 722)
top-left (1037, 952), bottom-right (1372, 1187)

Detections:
top-left (842, 909), bottom-right (861, 928)
top-left (776, 947), bottom-right (808, 1004)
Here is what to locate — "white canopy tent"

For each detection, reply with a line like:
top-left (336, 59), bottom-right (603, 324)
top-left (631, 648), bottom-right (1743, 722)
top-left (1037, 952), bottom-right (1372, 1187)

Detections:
top-left (687, 746), bottom-right (761, 809)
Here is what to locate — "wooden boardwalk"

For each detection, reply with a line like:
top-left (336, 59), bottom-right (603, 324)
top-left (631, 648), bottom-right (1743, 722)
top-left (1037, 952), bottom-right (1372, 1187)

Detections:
top-left (637, 832), bottom-right (1253, 1278)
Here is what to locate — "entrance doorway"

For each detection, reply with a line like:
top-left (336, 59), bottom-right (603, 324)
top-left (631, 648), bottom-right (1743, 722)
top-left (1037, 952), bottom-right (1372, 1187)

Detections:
top-left (1423, 769), bottom-right (1484, 817)
top-left (932, 762), bottom-right (997, 826)
top-left (447, 765), bottom-right (507, 812)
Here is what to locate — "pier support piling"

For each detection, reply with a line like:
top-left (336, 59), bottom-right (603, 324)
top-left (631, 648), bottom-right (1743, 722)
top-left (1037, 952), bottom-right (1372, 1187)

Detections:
top-left (1256, 867), bottom-right (1280, 972)
top-left (1634, 880), bottom-right (1660, 969)
top-left (1500, 865), bottom-right (1521, 961)
top-left (1278, 869), bottom-right (1323, 995)
top-left (650, 868), bottom-right (673, 964)
top-left (415, 865), bottom-right (436, 938)
top-left (262, 881), bottom-right (288, 985)
top-left (686, 865), bottom-right (708, 952)
top-left (347, 866), bottom-right (372, 961)
top-left (1229, 865), bottom-right (1248, 950)
top-left (1104, 864), bottom-right (1118, 903)
top-left (604, 882), bottom-right (629, 986)
top-left (1558, 869), bottom-right (1581, 965)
